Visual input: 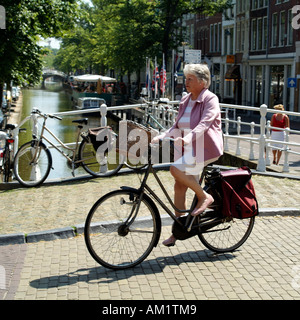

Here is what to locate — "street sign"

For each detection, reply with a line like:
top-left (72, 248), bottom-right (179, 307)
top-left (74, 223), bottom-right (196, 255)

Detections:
top-left (288, 78), bottom-right (297, 88)
top-left (185, 49), bottom-right (202, 64)
top-left (226, 55), bottom-right (235, 64)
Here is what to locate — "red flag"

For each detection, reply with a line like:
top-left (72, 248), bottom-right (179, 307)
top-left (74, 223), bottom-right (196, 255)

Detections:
top-left (160, 58), bottom-right (167, 93)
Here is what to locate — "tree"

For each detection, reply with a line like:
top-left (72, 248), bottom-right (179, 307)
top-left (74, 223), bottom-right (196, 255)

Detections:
top-left (54, 0), bottom-right (232, 91)
top-left (0, 0), bottom-right (80, 108)
top-left (53, 2), bottom-right (96, 75)
top-left (150, 0), bottom-right (233, 64)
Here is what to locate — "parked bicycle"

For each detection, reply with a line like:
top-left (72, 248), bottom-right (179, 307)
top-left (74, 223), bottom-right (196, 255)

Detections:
top-left (0, 124), bottom-right (17, 182)
top-left (84, 136), bottom-right (258, 270)
top-left (13, 109), bottom-right (124, 187)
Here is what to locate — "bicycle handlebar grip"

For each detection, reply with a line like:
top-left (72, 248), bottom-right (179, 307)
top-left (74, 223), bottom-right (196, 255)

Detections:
top-left (49, 114), bottom-right (62, 121)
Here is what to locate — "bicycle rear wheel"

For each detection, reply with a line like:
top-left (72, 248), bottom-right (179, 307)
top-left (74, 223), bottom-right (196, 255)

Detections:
top-left (3, 145), bottom-right (11, 182)
top-left (197, 185), bottom-right (255, 253)
top-left (79, 139), bottom-right (124, 177)
top-left (13, 141), bottom-right (52, 187)
top-left (198, 214), bottom-right (255, 253)
top-left (84, 189), bottom-right (161, 270)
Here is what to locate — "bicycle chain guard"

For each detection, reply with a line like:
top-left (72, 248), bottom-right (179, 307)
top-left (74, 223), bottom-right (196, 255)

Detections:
top-left (172, 216), bottom-right (199, 240)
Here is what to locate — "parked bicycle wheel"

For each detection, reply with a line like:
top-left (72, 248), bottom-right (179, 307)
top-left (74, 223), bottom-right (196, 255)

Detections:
top-left (79, 138), bottom-right (124, 177)
top-left (3, 143), bottom-right (12, 182)
top-left (85, 189), bottom-right (161, 270)
top-left (13, 141), bottom-right (52, 187)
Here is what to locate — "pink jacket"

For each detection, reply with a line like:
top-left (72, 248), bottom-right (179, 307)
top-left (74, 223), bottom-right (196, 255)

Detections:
top-left (159, 89), bottom-right (223, 163)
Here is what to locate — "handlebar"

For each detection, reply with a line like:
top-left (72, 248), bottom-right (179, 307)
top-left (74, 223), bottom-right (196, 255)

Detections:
top-left (32, 108), bottom-right (62, 121)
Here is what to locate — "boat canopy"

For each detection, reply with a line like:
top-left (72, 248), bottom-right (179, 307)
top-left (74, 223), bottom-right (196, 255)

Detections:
top-left (74, 74), bottom-right (117, 82)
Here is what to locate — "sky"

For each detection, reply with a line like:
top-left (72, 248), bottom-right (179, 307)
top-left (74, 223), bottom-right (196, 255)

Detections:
top-left (39, 0), bottom-right (93, 50)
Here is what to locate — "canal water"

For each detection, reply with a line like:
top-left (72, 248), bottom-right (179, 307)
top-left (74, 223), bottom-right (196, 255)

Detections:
top-left (20, 81), bottom-right (113, 180)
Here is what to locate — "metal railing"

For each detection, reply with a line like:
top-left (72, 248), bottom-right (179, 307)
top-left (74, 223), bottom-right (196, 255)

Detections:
top-left (12, 101), bottom-right (300, 173)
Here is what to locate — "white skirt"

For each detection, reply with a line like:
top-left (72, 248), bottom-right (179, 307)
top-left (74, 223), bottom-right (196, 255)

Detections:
top-left (271, 131), bottom-right (284, 150)
top-left (171, 144), bottom-right (218, 177)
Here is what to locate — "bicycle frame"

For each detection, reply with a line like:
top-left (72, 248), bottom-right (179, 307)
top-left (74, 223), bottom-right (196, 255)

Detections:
top-left (36, 116), bottom-right (81, 164)
top-left (124, 154), bottom-right (213, 234)
top-left (29, 114), bottom-right (95, 175)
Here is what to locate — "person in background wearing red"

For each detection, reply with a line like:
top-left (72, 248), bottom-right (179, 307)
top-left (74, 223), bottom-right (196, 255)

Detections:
top-left (271, 104), bottom-right (290, 165)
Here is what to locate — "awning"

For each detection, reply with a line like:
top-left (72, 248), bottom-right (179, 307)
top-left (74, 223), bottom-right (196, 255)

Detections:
top-left (74, 74), bottom-right (117, 82)
top-left (225, 65), bottom-right (241, 80)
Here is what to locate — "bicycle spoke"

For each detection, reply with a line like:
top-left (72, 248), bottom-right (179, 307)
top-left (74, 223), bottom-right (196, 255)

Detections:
top-left (85, 190), bottom-right (159, 269)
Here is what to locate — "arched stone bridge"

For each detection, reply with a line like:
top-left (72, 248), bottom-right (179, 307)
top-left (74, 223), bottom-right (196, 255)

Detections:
top-left (42, 69), bottom-right (67, 88)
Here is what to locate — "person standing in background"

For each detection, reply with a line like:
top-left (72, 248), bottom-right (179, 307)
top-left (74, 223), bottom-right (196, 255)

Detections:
top-left (271, 104), bottom-right (290, 165)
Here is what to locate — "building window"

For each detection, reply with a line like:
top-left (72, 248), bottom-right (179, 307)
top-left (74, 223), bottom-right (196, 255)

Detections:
top-left (251, 66), bottom-right (265, 107)
top-left (218, 23), bottom-right (222, 52)
top-left (252, 0), bottom-right (268, 10)
top-left (251, 19), bottom-right (257, 50)
top-left (224, 28), bottom-right (234, 55)
top-left (263, 17), bottom-right (268, 49)
top-left (257, 18), bottom-right (263, 50)
top-left (279, 11), bottom-right (286, 47)
top-left (210, 25), bottom-right (213, 52)
top-left (272, 13), bottom-right (278, 47)
top-left (287, 9), bottom-right (293, 46)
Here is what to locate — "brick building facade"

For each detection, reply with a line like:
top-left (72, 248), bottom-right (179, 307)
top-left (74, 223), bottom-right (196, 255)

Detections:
top-left (184, 0), bottom-right (300, 112)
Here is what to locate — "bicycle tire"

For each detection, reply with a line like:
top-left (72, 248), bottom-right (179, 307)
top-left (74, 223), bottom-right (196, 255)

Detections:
top-left (197, 185), bottom-right (255, 253)
top-left (3, 144), bottom-right (11, 182)
top-left (13, 141), bottom-right (52, 187)
top-left (78, 139), bottom-right (124, 177)
top-left (84, 189), bottom-right (161, 270)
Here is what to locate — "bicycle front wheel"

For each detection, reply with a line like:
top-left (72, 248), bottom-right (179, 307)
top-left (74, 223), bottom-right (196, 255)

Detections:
top-left (84, 189), bottom-right (161, 270)
top-left (3, 145), bottom-right (11, 182)
top-left (79, 139), bottom-right (124, 177)
top-left (13, 141), bottom-right (52, 187)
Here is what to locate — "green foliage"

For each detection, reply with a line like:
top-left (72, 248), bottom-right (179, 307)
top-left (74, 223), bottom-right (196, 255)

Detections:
top-left (54, 0), bottom-right (232, 78)
top-left (0, 0), bottom-right (80, 87)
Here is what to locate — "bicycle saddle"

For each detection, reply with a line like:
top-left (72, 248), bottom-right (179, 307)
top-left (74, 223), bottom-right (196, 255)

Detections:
top-left (5, 124), bottom-right (17, 130)
top-left (72, 118), bottom-right (88, 125)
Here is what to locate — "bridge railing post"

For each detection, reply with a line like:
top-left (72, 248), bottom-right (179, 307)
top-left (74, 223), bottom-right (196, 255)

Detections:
top-left (100, 104), bottom-right (108, 126)
top-left (256, 104), bottom-right (268, 172)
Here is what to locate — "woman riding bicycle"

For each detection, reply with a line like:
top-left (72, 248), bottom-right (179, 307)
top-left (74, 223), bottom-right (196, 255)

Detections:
top-left (151, 63), bottom-right (223, 247)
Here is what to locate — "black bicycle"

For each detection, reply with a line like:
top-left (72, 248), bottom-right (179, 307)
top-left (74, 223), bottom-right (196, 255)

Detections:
top-left (0, 124), bottom-right (19, 182)
top-left (84, 141), bottom-right (255, 270)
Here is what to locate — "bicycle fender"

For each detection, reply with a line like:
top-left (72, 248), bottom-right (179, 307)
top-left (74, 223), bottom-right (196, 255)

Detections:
top-left (120, 186), bottom-right (162, 248)
top-left (30, 140), bottom-right (50, 151)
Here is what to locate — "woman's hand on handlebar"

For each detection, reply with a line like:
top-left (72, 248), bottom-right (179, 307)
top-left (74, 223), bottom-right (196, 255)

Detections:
top-left (151, 136), bottom-right (184, 147)
top-left (151, 136), bottom-right (161, 144)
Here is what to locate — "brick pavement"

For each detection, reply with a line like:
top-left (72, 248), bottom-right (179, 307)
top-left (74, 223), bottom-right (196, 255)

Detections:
top-left (0, 169), bottom-right (300, 300)
top-left (0, 216), bottom-right (299, 300)
top-left (0, 170), bottom-right (300, 236)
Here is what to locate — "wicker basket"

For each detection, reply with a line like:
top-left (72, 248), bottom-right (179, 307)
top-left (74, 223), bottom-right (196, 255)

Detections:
top-left (116, 120), bottom-right (158, 158)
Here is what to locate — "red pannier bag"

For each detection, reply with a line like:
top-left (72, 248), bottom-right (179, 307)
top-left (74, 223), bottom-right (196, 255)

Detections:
top-left (220, 167), bottom-right (259, 219)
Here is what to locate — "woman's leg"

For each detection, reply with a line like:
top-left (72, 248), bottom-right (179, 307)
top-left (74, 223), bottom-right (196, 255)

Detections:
top-left (170, 166), bottom-right (213, 216)
top-left (174, 180), bottom-right (188, 217)
top-left (276, 150), bottom-right (282, 165)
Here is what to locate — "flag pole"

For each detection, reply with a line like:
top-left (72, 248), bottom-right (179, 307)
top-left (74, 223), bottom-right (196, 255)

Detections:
top-left (163, 53), bottom-right (165, 98)
top-left (155, 56), bottom-right (157, 100)
top-left (172, 50), bottom-right (175, 101)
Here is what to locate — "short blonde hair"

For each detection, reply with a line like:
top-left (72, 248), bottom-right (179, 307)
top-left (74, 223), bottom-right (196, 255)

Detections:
top-left (184, 63), bottom-right (211, 88)
top-left (274, 104), bottom-right (284, 111)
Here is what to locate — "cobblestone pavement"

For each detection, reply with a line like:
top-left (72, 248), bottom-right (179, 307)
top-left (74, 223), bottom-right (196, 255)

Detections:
top-left (1, 170), bottom-right (300, 235)
top-left (0, 169), bottom-right (300, 300)
top-left (0, 216), bottom-right (299, 300)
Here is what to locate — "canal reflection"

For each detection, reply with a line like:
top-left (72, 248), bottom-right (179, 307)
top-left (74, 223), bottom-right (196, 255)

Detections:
top-left (20, 81), bottom-right (116, 180)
